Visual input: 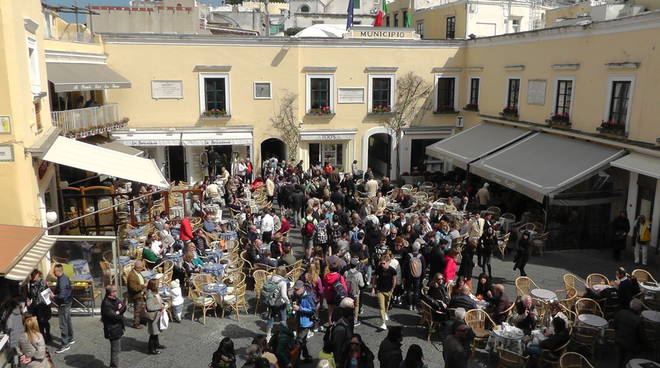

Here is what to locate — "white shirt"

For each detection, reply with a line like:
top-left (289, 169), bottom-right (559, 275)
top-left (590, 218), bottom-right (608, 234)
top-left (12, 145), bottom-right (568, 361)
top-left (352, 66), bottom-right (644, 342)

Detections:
top-left (151, 240), bottom-right (163, 256)
top-left (261, 214), bottom-right (274, 232)
top-left (237, 163), bottom-right (247, 175)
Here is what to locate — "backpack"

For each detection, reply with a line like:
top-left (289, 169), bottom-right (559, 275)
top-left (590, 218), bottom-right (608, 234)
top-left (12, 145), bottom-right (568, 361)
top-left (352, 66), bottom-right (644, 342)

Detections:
top-left (332, 278), bottom-right (347, 306)
top-left (409, 253), bottom-right (423, 279)
top-left (302, 220), bottom-right (315, 238)
top-left (640, 223), bottom-right (651, 242)
top-left (315, 222), bottom-right (328, 244)
top-left (344, 270), bottom-right (362, 298)
top-left (262, 277), bottom-right (284, 307)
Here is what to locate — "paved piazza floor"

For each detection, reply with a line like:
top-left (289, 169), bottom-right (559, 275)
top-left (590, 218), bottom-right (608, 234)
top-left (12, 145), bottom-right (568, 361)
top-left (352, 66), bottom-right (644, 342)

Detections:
top-left (49, 236), bottom-right (657, 368)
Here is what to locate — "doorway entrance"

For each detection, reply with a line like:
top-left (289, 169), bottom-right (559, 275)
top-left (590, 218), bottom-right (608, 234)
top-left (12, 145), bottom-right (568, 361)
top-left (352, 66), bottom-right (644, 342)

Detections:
top-left (368, 133), bottom-right (391, 178)
top-left (167, 146), bottom-right (186, 182)
top-left (261, 138), bottom-right (287, 163)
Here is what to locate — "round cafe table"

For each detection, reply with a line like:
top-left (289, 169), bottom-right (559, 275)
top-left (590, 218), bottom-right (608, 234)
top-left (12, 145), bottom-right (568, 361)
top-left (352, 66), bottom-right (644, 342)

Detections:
top-left (640, 281), bottom-right (660, 294)
top-left (531, 288), bottom-right (557, 301)
top-left (591, 284), bottom-right (613, 293)
top-left (578, 313), bottom-right (608, 328)
top-left (488, 326), bottom-right (525, 354)
top-left (201, 263), bottom-right (224, 278)
top-left (642, 310), bottom-right (660, 323)
top-left (626, 358), bottom-right (660, 368)
top-left (203, 282), bottom-right (228, 296)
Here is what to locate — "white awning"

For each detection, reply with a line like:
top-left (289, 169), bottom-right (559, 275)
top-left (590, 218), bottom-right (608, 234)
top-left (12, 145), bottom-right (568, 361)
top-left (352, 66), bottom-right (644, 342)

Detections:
top-left (43, 136), bottom-right (169, 188)
top-left (111, 132), bottom-right (182, 146)
top-left (0, 225), bottom-right (56, 281)
top-left (180, 131), bottom-right (252, 146)
top-left (611, 152), bottom-right (660, 179)
top-left (46, 62), bottom-right (131, 92)
top-left (97, 141), bottom-right (144, 156)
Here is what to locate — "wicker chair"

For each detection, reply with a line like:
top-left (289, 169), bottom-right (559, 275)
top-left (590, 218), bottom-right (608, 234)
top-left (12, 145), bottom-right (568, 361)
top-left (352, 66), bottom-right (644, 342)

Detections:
top-left (222, 282), bottom-right (248, 321)
top-left (464, 309), bottom-right (497, 352)
top-left (559, 352), bottom-right (594, 368)
top-left (99, 261), bottom-right (116, 286)
top-left (486, 206), bottom-right (502, 219)
top-left (497, 347), bottom-right (528, 368)
top-left (538, 340), bottom-right (571, 368)
top-left (585, 273), bottom-right (609, 288)
top-left (571, 324), bottom-right (600, 358)
top-left (575, 298), bottom-right (603, 317)
top-left (632, 269), bottom-right (657, 283)
top-left (189, 287), bottom-right (217, 325)
top-left (515, 276), bottom-right (540, 297)
top-left (419, 301), bottom-right (443, 341)
top-left (557, 286), bottom-right (578, 311)
top-left (252, 270), bottom-right (269, 314)
top-left (563, 274), bottom-right (586, 292)
top-left (498, 302), bottom-right (516, 324)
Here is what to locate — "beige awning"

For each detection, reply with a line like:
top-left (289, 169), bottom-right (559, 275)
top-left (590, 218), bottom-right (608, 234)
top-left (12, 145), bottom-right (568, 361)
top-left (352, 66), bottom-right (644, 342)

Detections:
top-left (611, 152), bottom-right (660, 179)
top-left (0, 225), bottom-right (56, 281)
top-left (46, 62), bottom-right (131, 93)
top-left (43, 136), bottom-right (169, 188)
top-left (97, 141), bottom-right (144, 156)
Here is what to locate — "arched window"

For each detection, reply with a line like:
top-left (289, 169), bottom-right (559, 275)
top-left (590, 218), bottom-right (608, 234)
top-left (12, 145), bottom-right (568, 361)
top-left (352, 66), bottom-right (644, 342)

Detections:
top-left (300, 5), bottom-right (310, 13)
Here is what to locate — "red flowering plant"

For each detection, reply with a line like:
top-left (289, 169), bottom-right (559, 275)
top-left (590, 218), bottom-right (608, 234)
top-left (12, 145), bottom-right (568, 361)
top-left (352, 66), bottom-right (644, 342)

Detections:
top-left (203, 108), bottom-right (227, 117)
top-left (598, 120), bottom-right (626, 135)
top-left (550, 113), bottom-right (570, 125)
top-left (372, 105), bottom-right (392, 113)
top-left (309, 105), bottom-right (333, 115)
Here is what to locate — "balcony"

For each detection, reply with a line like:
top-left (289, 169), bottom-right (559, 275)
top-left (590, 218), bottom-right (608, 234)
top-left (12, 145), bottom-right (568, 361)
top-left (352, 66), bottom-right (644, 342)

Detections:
top-left (51, 104), bottom-right (128, 138)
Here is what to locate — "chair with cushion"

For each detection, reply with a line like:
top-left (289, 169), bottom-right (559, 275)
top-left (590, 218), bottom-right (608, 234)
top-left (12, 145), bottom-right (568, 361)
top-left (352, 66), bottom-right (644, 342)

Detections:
top-left (559, 352), bottom-right (594, 368)
top-left (189, 287), bottom-right (217, 325)
top-left (497, 347), bottom-right (528, 368)
top-left (222, 282), bottom-right (248, 321)
top-left (585, 273), bottom-right (609, 288)
top-left (464, 309), bottom-right (497, 352)
top-left (632, 269), bottom-right (657, 283)
top-left (515, 276), bottom-right (540, 297)
top-left (574, 298), bottom-right (603, 317)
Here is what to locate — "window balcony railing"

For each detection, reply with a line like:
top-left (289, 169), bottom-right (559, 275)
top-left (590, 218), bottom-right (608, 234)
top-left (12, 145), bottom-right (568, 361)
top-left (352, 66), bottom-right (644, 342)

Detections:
top-left (51, 103), bottom-right (127, 137)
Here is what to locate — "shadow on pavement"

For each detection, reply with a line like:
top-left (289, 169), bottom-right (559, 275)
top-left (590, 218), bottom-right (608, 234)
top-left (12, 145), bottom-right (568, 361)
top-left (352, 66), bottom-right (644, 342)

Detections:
top-left (63, 354), bottom-right (106, 368)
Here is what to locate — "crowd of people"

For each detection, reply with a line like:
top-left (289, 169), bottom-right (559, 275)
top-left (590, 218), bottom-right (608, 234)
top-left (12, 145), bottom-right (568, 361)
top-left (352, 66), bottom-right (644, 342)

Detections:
top-left (1, 157), bottom-right (658, 368)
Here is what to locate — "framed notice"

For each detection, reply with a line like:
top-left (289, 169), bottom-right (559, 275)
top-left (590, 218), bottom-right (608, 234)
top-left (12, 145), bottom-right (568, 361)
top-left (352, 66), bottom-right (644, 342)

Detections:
top-left (527, 79), bottom-right (546, 105)
top-left (151, 80), bottom-right (183, 99)
top-left (338, 87), bottom-right (365, 104)
top-left (0, 145), bottom-right (14, 162)
top-left (253, 82), bottom-right (272, 100)
top-left (0, 116), bottom-right (11, 134)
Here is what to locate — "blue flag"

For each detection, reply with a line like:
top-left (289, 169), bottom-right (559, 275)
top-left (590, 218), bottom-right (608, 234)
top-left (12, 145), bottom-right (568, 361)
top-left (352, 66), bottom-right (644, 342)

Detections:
top-left (346, 0), bottom-right (354, 30)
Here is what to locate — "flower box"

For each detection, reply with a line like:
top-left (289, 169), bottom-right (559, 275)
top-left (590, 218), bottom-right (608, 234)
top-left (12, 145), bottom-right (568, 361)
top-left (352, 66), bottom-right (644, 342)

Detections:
top-left (500, 106), bottom-right (519, 120)
top-left (435, 105), bottom-right (459, 114)
top-left (597, 121), bottom-right (627, 136)
top-left (546, 114), bottom-right (571, 128)
top-left (202, 109), bottom-right (229, 118)
top-left (463, 103), bottom-right (479, 112)
top-left (371, 105), bottom-right (392, 114)
top-left (307, 106), bottom-right (333, 116)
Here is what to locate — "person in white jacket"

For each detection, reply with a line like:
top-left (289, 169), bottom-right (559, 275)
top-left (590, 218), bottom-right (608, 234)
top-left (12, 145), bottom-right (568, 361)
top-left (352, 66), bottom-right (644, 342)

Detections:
top-left (170, 280), bottom-right (184, 322)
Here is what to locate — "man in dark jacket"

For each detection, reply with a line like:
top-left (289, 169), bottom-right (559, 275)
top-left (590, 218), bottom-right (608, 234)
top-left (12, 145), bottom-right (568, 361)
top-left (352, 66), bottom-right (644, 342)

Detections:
top-left (448, 285), bottom-right (477, 311)
top-left (54, 264), bottom-right (74, 353)
top-left (330, 188), bottom-right (346, 208)
top-left (274, 316), bottom-right (297, 367)
top-left (102, 285), bottom-right (127, 368)
top-left (611, 210), bottom-right (630, 260)
top-left (377, 326), bottom-right (403, 368)
top-left (289, 186), bottom-right (305, 228)
top-left (613, 299), bottom-right (643, 367)
top-left (428, 240), bottom-right (447, 283)
top-left (615, 267), bottom-right (641, 310)
top-left (326, 307), bottom-right (353, 368)
top-left (443, 323), bottom-right (471, 368)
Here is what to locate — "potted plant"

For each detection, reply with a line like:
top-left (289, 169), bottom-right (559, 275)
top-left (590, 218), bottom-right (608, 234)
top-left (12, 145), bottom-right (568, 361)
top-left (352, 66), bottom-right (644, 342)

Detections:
top-left (547, 113), bottom-right (571, 127)
top-left (463, 103), bottom-right (479, 111)
top-left (597, 120), bottom-right (626, 136)
top-left (308, 106), bottom-right (333, 115)
top-left (436, 104), bottom-right (458, 114)
top-left (203, 109), bottom-right (227, 117)
top-left (372, 105), bottom-right (392, 114)
top-left (500, 106), bottom-right (519, 119)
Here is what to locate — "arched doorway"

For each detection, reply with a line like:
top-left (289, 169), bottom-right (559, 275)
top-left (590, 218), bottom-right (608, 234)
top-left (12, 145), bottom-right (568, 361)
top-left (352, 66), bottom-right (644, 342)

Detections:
top-left (367, 133), bottom-right (392, 178)
top-left (261, 138), bottom-right (287, 164)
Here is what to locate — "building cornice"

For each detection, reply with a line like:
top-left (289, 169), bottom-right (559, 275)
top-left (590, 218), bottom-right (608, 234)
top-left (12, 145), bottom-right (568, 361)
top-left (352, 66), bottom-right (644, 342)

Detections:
top-left (116, 126), bottom-right (254, 134)
top-left (44, 50), bottom-right (107, 64)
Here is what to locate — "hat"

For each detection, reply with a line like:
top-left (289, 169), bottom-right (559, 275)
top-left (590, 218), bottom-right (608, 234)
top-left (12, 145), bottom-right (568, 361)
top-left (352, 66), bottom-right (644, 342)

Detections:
top-left (339, 297), bottom-right (355, 309)
top-left (293, 280), bottom-right (305, 291)
top-left (326, 255), bottom-right (340, 268)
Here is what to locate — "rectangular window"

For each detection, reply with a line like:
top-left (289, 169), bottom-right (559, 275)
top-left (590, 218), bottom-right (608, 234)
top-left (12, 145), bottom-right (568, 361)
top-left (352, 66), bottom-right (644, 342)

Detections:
top-left (254, 81), bottom-right (272, 99)
top-left (27, 38), bottom-right (41, 95)
top-left (386, 16), bottom-right (390, 27)
top-left (394, 14), bottom-right (399, 27)
top-left (469, 78), bottom-right (480, 106)
top-left (416, 21), bottom-right (424, 38)
top-left (436, 77), bottom-right (455, 111)
top-left (402, 11), bottom-right (408, 27)
top-left (204, 78), bottom-right (227, 111)
top-left (354, 0), bottom-right (361, 9)
top-left (309, 143), bottom-right (321, 166)
top-left (310, 78), bottom-right (330, 109)
top-left (554, 80), bottom-right (572, 116)
top-left (608, 81), bottom-right (631, 124)
top-left (512, 18), bottom-right (521, 33)
top-left (371, 77), bottom-right (392, 110)
top-left (446, 16), bottom-right (456, 39)
top-left (507, 78), bottom-right (520, 108)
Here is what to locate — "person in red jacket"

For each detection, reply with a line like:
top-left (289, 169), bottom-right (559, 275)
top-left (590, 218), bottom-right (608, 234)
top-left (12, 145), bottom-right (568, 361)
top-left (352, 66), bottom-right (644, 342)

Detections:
top-left (277, 214), bottom-right (291, 235)
top-left (245, 158), bottom-right (253, 184)
top-left (179, 218), bottom-right (194, 242)
top-left (323, 256), bottom-right (348, 328)
top-left (444, 248), bottom-right (458, 284)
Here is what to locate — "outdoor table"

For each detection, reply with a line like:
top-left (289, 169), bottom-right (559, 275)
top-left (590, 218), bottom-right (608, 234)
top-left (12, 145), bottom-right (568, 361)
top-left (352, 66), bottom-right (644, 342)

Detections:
top-left (640, 281), bottom-right (660, 295)
top-left (218, 231), bottom-right (238, 241)
top-left (488, 324), bottom-right (525, 354)
top-left (203, 282), bottom-right (228, 296)
top-left (531, 288), bottom-right (557, 301)
top-left (626, 359), bottom-right (660, 368)
top-left (577, 313), bottom-right (608, 328)
top-left (140, 270), bottom-right (158, 281)
top-left (201, 263), bottom-right (224, 278)
top-left (641, 310), bottom-right (660, 323)
top-left (164, 253), bottom-right (183, 263)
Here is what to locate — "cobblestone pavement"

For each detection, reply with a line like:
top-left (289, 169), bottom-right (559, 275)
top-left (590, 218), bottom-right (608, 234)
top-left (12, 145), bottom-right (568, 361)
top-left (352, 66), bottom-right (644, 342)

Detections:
top-left (49, 230), bottom-right (657, 368)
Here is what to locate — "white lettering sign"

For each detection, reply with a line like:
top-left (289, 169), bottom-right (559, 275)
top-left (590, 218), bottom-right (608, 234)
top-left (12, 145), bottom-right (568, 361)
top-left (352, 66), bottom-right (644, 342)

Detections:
top-left (338, 88), bottom-right (364, 104)
top-left (151, 80), bottom-right (184, 99)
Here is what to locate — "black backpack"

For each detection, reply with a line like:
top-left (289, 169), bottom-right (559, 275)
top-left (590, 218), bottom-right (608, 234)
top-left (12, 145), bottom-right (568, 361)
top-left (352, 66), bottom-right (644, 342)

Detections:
top-left (332, 278), bottom-right (347, 306)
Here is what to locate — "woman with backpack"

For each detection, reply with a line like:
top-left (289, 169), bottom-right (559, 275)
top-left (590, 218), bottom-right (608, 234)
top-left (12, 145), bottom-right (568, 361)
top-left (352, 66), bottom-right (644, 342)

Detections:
top-left (323, 258), bottom-right (349, 329)
top-left (263, 267), bottom-right (290, 342)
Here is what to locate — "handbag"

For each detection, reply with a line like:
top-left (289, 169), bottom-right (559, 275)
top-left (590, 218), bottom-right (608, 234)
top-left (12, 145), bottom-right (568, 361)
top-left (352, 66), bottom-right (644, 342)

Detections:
top-left (159, 310), bottom-right (169, 331)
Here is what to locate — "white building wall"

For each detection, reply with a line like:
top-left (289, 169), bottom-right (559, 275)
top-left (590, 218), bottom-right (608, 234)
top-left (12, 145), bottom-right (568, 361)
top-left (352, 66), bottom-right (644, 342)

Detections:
top-left (466, 0), bottom-right (538, 37)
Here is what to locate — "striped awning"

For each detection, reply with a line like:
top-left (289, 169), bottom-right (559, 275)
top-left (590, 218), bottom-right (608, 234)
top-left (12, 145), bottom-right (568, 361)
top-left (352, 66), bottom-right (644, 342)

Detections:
top-left (0, 225), bottom-right (56, 281)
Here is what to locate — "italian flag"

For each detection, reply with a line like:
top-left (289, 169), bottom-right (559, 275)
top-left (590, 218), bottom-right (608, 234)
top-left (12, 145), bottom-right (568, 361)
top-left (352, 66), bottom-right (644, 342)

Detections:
top-left (405, 0), bottom-right (412, 27)
top-left (374, 0), bottom-right (388, 27)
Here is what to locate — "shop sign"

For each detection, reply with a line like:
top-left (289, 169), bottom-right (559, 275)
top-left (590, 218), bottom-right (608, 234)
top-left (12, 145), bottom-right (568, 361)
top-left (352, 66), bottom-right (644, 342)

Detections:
top-left (301, 134), bottom-right (354, 141)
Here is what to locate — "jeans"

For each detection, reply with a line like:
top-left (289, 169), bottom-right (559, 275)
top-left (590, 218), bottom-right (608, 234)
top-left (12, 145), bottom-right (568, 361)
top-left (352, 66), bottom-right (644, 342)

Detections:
top-left (407, 277), bottom-right (422, 307)
top-left (634, 242), bottom-right (648, 265)
top-left (266, 305), bottom-right (287, 330)
top-left (59, 302), bottom-right (73, 345)
top-left (172, 304), bottom-right (183, 321)
top-left (480, 255), bottom-right (492, 277)
top-left (377, 291), bottom-right (392, 322)
top-left (296, 327), bottom-right (312, 359)
top-left (110, 338), bottom-right (121, 367)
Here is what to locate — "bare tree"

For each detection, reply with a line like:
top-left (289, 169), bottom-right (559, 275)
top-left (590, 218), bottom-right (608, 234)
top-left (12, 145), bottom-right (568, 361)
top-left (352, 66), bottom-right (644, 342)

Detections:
top-left (381, 72), bottom-right (433, 180)
top-left (271, 92), bottom-right (300, 161)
